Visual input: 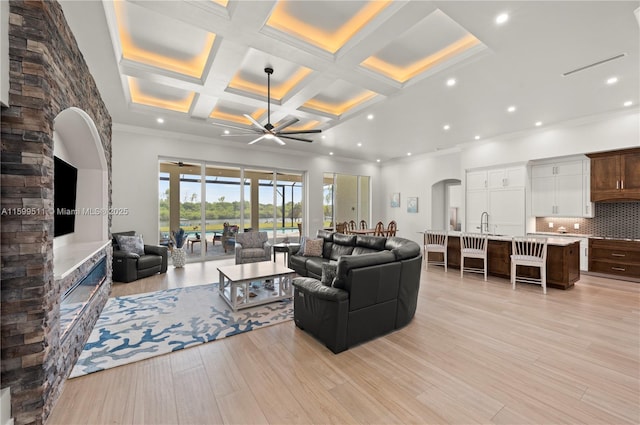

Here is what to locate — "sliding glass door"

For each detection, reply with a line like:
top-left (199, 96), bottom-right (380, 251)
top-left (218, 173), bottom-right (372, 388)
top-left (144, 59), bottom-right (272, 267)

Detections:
top-left (159, 159), bottom-right (304, 263)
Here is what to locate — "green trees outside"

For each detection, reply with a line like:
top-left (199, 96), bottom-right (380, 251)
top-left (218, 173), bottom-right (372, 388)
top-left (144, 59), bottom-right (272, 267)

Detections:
top-left (159, 197), bottom-right (302, 230)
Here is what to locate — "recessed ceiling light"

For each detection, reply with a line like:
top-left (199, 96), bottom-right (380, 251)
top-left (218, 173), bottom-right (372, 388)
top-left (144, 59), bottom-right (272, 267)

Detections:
top-left (507, 105), bottom-right (516, 113)
top-left (376, 159), bottom-right (381, 163)
top-left (407, 152), bottom-right (412, 156)
top-left (329, 152), bottom-right (334, 156)
top-left (606, 76), bottom-right (618, 85)
top-left (446, 78), bottom-right (456, 87)
top-left (156, 118), bottom-right (165, 124)
top-left (321, 135), bottom-right (326, 139)
top-left (496, 13), bottom-right (509, 24)
top-left (535, 121), bottom-right (542, 126)
top-left (623, 100), bottom-right (633, 107)
top-left (224, 130), bottom-right (230, 134)
top-left (474, 135), bottom-right (480, 140)
top-left (443, 124), bottom-right (450, 131)
top-left (357, 142), bottom-right (362, 147)
top-left (367, 114), bottom-right (374, 120)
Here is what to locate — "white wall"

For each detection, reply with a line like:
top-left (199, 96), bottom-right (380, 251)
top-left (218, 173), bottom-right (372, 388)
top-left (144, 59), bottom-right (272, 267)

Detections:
top-left (377, 110), bottom-right (639, 245)
top-left (112, 110), bottom-right (638, 247)
top-left (459, 110), bottom-right (639, 170)
top-left (111, 125), bottom-right (380, 243)
top-left (379, 150), bottom-right (462, 246)
top-left (457, 110), bottom-right (639, 227)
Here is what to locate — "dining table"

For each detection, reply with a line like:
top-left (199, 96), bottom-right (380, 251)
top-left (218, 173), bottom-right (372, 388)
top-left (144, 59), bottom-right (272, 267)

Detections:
top-left (348, 228), bottom-right (382, 236)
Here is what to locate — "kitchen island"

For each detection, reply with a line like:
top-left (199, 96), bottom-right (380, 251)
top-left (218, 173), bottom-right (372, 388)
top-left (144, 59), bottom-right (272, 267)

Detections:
top-left (426, 232), bottom-right (580, 289)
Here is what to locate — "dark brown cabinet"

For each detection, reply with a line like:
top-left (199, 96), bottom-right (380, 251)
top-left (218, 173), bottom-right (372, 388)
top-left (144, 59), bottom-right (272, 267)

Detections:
top-left (589, 238), bottom-right (640, 280)
top-left (588, 148), bottom-right (640, 201)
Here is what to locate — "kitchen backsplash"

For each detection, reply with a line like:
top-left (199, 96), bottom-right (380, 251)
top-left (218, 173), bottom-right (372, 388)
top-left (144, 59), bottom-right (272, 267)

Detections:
top-left (535, 202), bottom-right (640, 239)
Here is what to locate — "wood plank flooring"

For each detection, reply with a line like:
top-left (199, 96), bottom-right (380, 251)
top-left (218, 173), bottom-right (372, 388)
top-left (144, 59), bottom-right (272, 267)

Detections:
top-left (47, 256), bottom-right (640, 425)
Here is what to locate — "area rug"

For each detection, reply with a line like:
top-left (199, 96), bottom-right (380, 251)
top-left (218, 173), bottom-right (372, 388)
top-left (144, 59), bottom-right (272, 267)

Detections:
top-left (70, 283), bottom-right (293, 378)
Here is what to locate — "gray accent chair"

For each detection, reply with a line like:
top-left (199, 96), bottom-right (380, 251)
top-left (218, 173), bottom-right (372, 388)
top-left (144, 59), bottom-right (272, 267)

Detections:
top-left (235, 231), bottom-right (272, 264)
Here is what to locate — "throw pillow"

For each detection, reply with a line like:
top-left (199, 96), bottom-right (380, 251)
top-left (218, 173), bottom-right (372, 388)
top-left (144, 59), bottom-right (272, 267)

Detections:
top-left (303, 238), bottom-right (323, 257)
top-left (115, 235), bottom-right (145, 256)
top-left (321, 262), bottom-right (337, 286)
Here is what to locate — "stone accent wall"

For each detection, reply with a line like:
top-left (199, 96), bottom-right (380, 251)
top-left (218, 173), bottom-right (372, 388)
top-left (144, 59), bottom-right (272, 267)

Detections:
top-left (0, 1), bottom-right (112, 424)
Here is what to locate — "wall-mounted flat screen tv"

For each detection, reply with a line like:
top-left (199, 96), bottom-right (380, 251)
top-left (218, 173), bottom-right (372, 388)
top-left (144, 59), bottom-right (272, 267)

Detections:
top-left (54, 156), bottom-right (78, 237)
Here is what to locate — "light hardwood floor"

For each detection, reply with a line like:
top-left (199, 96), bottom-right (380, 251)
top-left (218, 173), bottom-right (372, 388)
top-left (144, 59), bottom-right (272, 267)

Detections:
top-left (48, 256), bottom-right (640, 425)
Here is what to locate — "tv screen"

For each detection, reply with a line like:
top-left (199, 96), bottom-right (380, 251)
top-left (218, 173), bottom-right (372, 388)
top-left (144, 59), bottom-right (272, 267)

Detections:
top-left (54, 156), bottom-right (78, 237)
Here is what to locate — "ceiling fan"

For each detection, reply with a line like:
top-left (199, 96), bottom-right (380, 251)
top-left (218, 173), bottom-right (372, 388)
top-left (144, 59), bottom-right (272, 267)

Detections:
top-left (216, 67), bottom-right (321, 145)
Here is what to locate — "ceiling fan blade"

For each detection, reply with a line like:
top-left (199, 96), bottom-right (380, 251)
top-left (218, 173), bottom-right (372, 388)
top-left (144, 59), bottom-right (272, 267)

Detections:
top-left (248, 135), bottom-right (267, 145)
top-left (273, 117), bottom-right (299, 132)
top-left (277, 129), bottom-right (322, 135)
top-left (279, 135), bottom-right (314, 143)
top-left (244, 114), bottom-right (267, 131)
top-left (273, 136), bottom-right (286, 146)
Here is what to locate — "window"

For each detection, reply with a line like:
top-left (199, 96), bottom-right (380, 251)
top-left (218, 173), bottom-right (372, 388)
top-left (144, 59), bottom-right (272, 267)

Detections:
top-left (159, 159), bottom-right (304, 262)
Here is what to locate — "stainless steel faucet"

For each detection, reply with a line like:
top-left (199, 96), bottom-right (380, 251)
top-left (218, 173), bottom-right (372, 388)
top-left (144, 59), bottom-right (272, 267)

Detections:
top-left (480, 211), bottom-right (489, 234)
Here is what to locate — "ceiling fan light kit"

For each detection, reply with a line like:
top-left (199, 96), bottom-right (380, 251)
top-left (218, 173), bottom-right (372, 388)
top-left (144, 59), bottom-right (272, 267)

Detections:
top-left (219, 67), bottom-right (321, 145)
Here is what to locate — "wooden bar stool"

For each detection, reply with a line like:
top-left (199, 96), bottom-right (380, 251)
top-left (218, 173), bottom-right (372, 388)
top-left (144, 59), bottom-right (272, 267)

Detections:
top-left (511, 236), bottom-right (548, 294)
top-left (424, 230), bottom-right (448, 272)
top-left (460, 232), bottom-right (488, 280)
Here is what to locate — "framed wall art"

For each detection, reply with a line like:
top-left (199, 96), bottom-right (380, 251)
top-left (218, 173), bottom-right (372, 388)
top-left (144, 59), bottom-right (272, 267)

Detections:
top-left (407, 197), bottom-right (418, 213)
top-left (390, 192), bottom-right (400, 208)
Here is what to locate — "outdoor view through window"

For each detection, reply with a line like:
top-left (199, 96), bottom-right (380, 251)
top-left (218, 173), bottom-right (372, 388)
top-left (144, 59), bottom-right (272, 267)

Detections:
top-left (159, 161), bottom-right (303, 262)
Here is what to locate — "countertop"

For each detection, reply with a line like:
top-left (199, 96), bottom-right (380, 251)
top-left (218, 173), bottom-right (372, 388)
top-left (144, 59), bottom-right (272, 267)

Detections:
top-left (436, 231), bottom-right (581, 247)
top-left (533, 232), bottom-right (640, 242)
top-left (588, 236), bottom-right (640, 242)
top-left (530, 231), bottom-right (593, 238)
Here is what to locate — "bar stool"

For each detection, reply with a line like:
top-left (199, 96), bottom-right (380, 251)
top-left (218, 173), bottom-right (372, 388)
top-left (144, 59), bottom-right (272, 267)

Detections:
top-left (511, 236), bottom-right (548, 294)
top-left (424, 230), bottom-right (448, 272)
top-left (460, 232), bottom-right (488, 280)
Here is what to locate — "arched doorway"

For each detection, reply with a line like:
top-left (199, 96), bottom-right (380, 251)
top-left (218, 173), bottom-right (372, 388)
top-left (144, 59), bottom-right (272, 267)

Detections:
top-left (431, 179), bottom-right (462, 231)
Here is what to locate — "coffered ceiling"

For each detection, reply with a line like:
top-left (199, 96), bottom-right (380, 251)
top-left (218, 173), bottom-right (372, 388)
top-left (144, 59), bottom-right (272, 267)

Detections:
top-left (60, 1), bottom-right (640, 162)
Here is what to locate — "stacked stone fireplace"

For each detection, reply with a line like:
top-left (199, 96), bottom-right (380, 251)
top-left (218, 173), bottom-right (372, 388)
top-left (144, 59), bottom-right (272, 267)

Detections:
top-left (1, 1), bottom-right (112, 424)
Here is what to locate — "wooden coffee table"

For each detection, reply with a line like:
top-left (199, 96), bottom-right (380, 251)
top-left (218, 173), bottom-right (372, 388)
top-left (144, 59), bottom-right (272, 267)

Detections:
top-left (217, 261), bottom-right (295, 311)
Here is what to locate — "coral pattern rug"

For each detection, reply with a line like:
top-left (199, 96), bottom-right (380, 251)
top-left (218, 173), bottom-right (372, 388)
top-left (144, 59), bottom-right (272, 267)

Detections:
top-left (70, 283), bottom-right (293, 378)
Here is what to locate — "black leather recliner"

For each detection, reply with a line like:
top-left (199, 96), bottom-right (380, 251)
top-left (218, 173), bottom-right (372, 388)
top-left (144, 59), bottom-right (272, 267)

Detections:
top-left (291, 231), bottom-right (422, 353)
top-left (112, 231), bottom-right (168, 283)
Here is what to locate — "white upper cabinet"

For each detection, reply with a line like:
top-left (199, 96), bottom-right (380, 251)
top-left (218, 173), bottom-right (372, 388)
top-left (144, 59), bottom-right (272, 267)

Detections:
top-left (466, 165), bottom-right (526, 236)
top-left (531, 158), bottom-right (593, 217)
top-left (488, 167), bottom-right (526, 189)
top-left (466, 170), bottom-right (488, 191)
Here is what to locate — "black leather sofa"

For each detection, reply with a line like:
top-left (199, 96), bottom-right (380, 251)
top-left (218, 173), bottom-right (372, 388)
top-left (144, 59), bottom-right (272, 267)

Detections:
top-left (112, 231), bottom-right (168, 283)
top-left (290, 230), bottom-right (422, 353)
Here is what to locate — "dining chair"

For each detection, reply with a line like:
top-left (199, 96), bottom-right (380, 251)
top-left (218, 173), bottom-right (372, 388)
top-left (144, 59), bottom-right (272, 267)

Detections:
top-left (336, 222), bottom-right (346, 234)
top-left (347, 220), bottom-right (357, 234)
top-left (359, 220), bottom-right (368, 230)
top-left (511, 236), bottom-right (548, 294)
top-left (373, 221), bottom-right (385, 236)
top-left (460, 232), bottom-right (488, 280)
top-left (386, 220), bottom-right (397, 237)
top-left (424, 230), bottom-right (448, 272)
